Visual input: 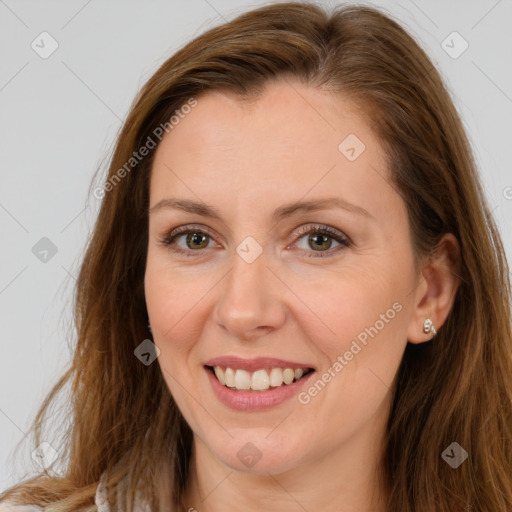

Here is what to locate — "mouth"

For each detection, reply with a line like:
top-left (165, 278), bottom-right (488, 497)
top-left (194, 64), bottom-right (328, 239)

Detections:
top-left (205, 365), bottom-right (315, 392)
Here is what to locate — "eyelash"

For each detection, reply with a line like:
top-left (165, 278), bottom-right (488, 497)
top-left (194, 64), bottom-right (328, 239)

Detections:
top-left (157, 224), bottom-right (352, 259)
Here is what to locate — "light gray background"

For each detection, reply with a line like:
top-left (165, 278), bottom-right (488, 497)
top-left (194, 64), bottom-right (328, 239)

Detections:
top-left (1, 0), bottom-right (511, 489)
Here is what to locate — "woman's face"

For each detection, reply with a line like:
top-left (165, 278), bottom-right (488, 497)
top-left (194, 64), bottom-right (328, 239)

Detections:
top-left (144, 79), bottom-right (424, 475)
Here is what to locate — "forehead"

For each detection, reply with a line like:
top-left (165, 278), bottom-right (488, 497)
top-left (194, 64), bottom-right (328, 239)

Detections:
top-left (149, 79), bottom-right (395, 222)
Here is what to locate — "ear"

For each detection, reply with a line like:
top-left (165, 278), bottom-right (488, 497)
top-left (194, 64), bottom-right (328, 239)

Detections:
top-left (407, 233), bottom-right (461, 344)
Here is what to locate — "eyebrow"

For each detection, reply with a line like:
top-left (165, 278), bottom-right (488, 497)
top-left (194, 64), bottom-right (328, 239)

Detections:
top-left (149, 196), bottom-right (373, 222)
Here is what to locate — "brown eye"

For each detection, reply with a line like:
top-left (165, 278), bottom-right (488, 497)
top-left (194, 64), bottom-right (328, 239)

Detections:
top-left (158, 223), bottom-right (351, 259)
top-left (158, 225), bottom-right (217, 256)
top-left (293, 225), bottom-right (351, 258)
top-left (184, 232), bottom-right (210, 250)
top-left (307, 233), bottom-right (333, 251)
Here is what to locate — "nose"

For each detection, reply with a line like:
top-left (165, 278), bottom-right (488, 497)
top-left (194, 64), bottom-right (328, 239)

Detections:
top-left (213, 246), bottom-right (286, 341)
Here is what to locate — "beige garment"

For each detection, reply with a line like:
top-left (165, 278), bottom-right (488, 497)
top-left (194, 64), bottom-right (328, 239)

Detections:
top-left (95, 472), bottom-right (151, 512)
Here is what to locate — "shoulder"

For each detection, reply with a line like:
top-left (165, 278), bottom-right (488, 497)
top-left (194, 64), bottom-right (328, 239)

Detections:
top-left (0, 472), bottom-right (108, 512)
top-left (0, 472), bottom-right (149, 512)
top-left (0, 503), bottom-right (43, 512)
top-left (96, 471), bottom-right (151, 512)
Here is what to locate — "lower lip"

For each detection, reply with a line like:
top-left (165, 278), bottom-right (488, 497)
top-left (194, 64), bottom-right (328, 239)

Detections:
top-left (205, 367), bottom-right (315, 411)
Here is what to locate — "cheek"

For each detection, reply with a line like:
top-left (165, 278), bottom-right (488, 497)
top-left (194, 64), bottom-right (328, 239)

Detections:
top-left (292, 261), bottom-right (402, 355)
top-left (144, 264), bottom-right (203, 416)
top-left (294, 285), bottom-right (407, 451)
top-left (144, 259), bottom-right (217, 372)
top-left (144, 264), bottom-right (183, 359)
top-left (292, 260), bottom-right (410, 418)
top-left (145, 252), bottom-right (203, 334)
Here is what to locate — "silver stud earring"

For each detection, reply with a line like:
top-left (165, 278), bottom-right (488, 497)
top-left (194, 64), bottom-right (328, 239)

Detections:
top-left (423, 318), bottom-right (436, 336)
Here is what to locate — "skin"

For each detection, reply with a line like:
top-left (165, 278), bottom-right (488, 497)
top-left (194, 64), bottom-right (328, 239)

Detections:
top-left (144, 78), bottom-right (460, 512)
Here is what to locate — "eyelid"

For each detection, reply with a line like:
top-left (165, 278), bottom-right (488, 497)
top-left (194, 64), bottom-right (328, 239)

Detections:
top-left (158, 222), bottom-right (351, 257)
top-left (158, 224), bottom-right (221, 254)
top-left (161, 224), bottom-right (220, 243)
top-left (291, 224), bottom-right (351, 247)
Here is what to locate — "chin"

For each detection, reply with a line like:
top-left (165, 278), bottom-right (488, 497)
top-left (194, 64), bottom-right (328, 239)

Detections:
top-left (206, 429), bottom-right (308, 475)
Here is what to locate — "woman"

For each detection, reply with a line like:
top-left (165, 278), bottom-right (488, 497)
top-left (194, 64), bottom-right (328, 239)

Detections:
top-left (1, 2), bottom-right (511, 511)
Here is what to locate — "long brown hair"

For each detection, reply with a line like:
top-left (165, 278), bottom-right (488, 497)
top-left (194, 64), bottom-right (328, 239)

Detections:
top-left (1, 2), bottom-right (511, 511)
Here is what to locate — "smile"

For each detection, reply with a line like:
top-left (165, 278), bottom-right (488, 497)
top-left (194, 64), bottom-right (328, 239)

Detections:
top-left (208, 365), bottom-right (313, 391)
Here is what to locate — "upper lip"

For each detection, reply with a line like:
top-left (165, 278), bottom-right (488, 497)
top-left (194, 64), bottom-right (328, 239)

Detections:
top-left (204, 356), bottom-right (315, 372)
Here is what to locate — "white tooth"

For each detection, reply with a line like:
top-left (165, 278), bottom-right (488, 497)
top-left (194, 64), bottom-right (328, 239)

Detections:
top-left (234, 369), bottom-right (251, 390)
top-left (214, 366), bottom-right (225, 385)
top-left (225, 367), bottom-right (235, 387)
top-left (283, 368), bottom-right (295, 385)
top-left (269, 368), bottom-right (284, 387)
top-left (251, 369), bottom-right (270, 391)
top-left (294, 368), bottom-right (304, 381)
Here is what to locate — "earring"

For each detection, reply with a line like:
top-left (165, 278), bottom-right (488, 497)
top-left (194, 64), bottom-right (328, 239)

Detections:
top-left (423, 318), bottom-right (436, 336)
